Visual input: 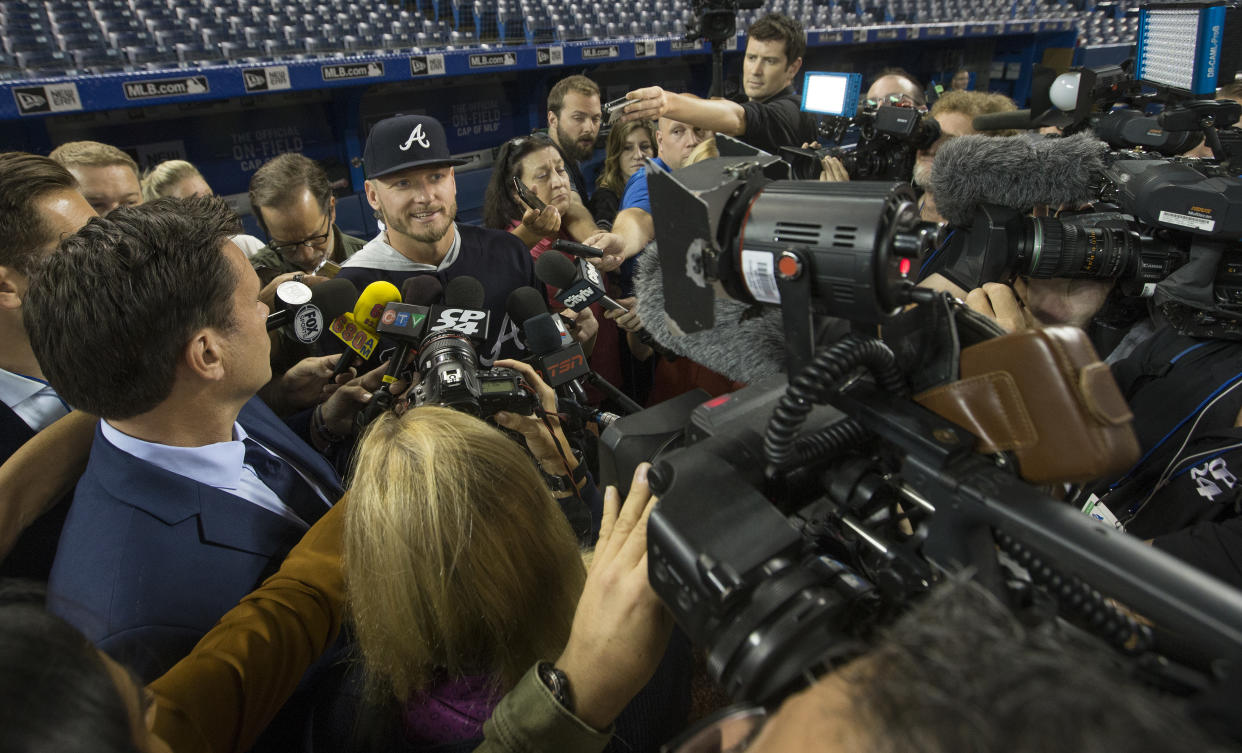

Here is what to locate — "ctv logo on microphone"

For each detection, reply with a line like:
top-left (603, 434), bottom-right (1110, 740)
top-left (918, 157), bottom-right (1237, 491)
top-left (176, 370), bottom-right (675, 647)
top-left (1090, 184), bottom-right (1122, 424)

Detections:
top-left (432, 308), bottom-right (488, 336)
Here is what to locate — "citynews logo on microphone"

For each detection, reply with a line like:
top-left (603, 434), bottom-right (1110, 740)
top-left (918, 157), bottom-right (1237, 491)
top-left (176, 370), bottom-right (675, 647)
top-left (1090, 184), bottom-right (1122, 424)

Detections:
top-left (558, 281), bottom-right (603, 311)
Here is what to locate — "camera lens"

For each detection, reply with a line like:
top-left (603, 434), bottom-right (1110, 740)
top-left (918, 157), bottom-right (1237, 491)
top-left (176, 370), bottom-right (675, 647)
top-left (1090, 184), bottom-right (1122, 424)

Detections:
top-left (1022, 219), bottom-right (1140, 279)
top-left (417, 332), bottom-right (481, 414)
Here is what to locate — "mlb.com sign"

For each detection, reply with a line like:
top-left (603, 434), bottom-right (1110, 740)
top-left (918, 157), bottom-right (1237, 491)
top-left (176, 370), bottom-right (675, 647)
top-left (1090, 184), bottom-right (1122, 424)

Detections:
top-left (122, 76), bottom-right (209, 100)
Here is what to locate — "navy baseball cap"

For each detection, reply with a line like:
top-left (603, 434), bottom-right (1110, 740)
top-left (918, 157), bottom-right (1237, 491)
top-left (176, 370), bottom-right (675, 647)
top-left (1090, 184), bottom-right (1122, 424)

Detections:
top-left (364, 114), bottom-right (467, 179)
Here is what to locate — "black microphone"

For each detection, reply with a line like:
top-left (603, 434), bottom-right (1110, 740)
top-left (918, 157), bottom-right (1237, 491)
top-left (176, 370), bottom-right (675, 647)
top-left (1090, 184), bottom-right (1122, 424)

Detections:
top-left (426, 275), bottom-right (491, 341)
top-left (633, 242), bottom-right (787, 384)
top-left (362, 275), bottom-right (446, 429)
top-left (929, 132), bottom-right (1108, 227)
top-left (551, 239), bottom-right (605, 259)
top-left (971, 109), bottom-right (1043, 132)
top-left (506, 287), bottom-right (590, 390)
top-left (534, 252), bottom-right (627, 313)
top-left (266, 278), bottom-right (359, 347)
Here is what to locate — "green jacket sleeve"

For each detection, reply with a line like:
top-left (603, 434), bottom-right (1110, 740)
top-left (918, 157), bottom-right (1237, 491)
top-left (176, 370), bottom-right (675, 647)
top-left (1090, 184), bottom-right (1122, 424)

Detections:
top-left (478, 665), bottom-right (613, 753)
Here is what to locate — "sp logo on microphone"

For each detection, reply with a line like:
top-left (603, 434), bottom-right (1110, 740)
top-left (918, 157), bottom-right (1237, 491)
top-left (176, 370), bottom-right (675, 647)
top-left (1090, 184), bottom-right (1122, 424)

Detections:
top-left (432, 308), bottom-right (488, 337)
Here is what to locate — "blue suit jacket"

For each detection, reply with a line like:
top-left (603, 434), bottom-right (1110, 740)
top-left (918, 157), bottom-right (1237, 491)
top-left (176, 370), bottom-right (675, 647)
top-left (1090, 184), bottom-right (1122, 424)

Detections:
top-left (47, 397), bottom-right (343, 683)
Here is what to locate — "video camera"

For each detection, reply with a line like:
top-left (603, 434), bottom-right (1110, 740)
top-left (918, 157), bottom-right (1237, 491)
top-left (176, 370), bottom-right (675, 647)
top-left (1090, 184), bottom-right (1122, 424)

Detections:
top-left (782, 71), bottom-right (941, 182)
top-left (598, 143), bottom-right (1242, 705)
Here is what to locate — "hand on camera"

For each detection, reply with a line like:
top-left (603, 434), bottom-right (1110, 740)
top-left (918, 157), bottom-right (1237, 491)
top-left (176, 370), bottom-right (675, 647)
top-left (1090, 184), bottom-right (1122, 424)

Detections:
top-left (554, 463), bottom-right (673, 730)
top-left (964, 282), bottom-right (1038, 333)
top-left (492, 358), bottom-right (575, 476)
top-left (820, 155), bottom-right (850, 182)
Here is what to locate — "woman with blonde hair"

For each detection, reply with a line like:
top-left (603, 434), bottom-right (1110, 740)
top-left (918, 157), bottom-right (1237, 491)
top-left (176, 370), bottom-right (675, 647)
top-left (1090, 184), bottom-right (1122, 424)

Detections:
top-left (343, 357), bottom-right (592, 748)
top-left (140, 159), bottom-right (265, 256)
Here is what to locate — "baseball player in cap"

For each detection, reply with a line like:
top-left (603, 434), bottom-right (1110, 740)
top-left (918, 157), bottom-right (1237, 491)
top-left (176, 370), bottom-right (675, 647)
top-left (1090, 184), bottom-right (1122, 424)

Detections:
top-left (337, 114), bottom-right (598, 365)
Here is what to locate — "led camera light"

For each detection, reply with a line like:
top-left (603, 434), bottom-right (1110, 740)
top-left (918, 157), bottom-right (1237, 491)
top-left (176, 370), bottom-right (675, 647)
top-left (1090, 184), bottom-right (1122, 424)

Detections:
top-left (1136, 2), bottom-right (1242, 97)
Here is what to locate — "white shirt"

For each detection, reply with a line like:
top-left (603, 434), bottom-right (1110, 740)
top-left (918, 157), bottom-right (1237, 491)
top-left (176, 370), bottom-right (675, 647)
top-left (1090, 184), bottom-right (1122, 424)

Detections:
top-left (341, 225), bottom-right (462, 272)
top-left (0, 367), bottom-right (69, 432)
top-left (99, 420), bottom-right (331, 528)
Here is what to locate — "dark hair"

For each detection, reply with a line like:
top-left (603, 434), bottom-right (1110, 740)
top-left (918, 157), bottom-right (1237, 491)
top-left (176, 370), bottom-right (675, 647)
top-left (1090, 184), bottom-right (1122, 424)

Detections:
top-left (248, 153), bottom-right (332, 234)
top-left (24, 196), bottom-right (242, 420)
top-left (842, 580), bottom-right (1231, 753)
top-left (0, 152), bottom-right (80, 274)
top-left (0, 581), bottom-right (140, 753)
top-left (481, 133), bottom-right (568, 230)
top-left (872, 67), bottom-right (926, 106)
top-left (746, 13), bottom-right (806, 65)
top-left (596, 120), bottom-right (656, 197)
top-left (547, 74), bottom-right (600, 116)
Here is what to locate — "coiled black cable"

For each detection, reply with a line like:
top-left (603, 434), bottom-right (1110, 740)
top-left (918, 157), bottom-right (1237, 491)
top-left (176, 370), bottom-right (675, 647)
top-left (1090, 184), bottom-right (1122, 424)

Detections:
top-left (765, 334), bottom-right (907, 473)
top-left (790, 419), bottom-right (873, 466)
top-left (994, 530), bottom-right (1155, 654)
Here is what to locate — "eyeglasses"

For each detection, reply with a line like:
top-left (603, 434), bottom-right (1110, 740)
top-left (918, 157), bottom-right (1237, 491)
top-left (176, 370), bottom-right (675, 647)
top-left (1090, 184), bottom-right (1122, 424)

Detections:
top-left (660, 705), bottom-right (769, 753)
top-left (267, 213), bottom-right (332, 255)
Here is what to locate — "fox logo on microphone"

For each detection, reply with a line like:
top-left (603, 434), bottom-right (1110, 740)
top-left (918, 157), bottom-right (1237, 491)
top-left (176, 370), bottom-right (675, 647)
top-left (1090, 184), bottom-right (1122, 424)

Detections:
top-left (432, 308), bottom-right (489, 337)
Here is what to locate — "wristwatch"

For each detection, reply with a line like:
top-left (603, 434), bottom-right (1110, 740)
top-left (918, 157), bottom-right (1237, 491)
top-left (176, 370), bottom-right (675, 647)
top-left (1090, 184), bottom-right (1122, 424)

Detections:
top-left (542, 449), bottom-right (589, 493)
top-left (537, 661), bottom-right (574, 713)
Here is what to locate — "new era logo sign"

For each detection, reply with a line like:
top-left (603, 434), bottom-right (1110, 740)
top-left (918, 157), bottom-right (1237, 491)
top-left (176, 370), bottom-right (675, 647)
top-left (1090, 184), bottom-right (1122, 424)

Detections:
top-left (535, 47), bottom-right (562, 66)
top-left (13, 83), bottom-right (82, 116)
top-left (409, 54), bottom-right (444, 76)
top-left (242, 66), bottom-right (291, 93)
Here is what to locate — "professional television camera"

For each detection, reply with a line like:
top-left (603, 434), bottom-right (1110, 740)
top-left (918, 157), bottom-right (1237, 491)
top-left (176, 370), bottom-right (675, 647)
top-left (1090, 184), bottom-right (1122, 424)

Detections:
top-left (598, 148), bottom-right (1242, 706)
top-left (782, 71), bottom-right (940, 181)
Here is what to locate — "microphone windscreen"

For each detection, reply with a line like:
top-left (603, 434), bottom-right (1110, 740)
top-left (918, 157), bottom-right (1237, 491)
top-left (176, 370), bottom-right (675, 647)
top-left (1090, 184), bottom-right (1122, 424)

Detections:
top-left (309, 278), bottom-right (359, 322)
top-left (534, 251), bottom-right (580, 290)
top-left (970, 109), bottom-right (1039, 132)
top-left (930, 132), bottom-right (1107, 227)
top-left (506, 286), bottom-right (549, 324)
top-left (523, 313), bottom-right (565, 355)
top-left (633, 243), bottom-right (786, 384)
top-left (401, 274), bottom-right (444, 306)
top-left (353, 280), bottom-right (402, 330)
top-left (444, 275), bottom-right (485, 309)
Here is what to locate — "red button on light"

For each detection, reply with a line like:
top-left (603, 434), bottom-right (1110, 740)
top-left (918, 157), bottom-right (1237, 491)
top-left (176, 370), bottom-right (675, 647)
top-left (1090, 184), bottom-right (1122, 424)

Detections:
top-left (899, 257), bottom-right (912, 277)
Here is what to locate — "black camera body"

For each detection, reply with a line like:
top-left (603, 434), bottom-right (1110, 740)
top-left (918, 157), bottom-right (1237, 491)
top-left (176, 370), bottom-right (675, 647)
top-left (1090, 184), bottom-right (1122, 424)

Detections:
top-left (784, 104), bottom-right (941, 181)
top-left (409, 331), bottom-right (536, 418)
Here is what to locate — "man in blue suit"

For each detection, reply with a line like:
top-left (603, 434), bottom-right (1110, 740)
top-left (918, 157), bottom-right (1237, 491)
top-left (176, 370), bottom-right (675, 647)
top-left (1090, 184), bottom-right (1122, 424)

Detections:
top-left (0, 152), bottom-right (96, 580)
top-left (25, 196), bottom-right (352, 683)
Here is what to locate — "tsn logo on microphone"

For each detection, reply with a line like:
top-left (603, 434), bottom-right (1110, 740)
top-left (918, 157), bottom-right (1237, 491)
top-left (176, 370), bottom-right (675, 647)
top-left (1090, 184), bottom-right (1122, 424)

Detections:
top-left (542, 352), bottom-right (587, 380)
top-left (430, 308), bottom-right (488, 336)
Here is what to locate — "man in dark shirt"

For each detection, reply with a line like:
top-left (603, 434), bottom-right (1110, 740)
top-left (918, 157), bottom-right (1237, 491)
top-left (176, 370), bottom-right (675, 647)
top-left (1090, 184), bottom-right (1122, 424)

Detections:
top-left (545, 74), bottom-right (602, 202)
top-left (340, 114), bottom-right (596, 366)
top-left (615, 13), bottom-right (816, 155)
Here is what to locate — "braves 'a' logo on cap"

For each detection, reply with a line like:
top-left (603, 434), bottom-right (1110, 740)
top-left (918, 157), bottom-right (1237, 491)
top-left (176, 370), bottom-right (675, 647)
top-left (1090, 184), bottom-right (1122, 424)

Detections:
top-left (399, 123), bottom-right (432, 151)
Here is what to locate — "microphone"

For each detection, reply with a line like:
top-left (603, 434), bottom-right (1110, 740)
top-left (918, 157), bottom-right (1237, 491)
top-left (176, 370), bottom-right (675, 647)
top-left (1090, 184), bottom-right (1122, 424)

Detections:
top-left (330, 280), bottom-right (402, 378)
top-left (366, 276), bottom-right (446, 425)
top-left (632, 242), bottom-right (787, 384)
top-left (551, 239), bottom-right (605, 259)
top-left (426, 275), bottom-right (491, 341)
top-left (266, 278), bottom-right (359, 347)
top-left (507, 286), bottom-right (591, 402)
top-left (971, 109), bottom-right (1043, 132)
top-left (929, 132), bottom-right (1107, 227)
top-left (534, 252), bottom-right (628, 313)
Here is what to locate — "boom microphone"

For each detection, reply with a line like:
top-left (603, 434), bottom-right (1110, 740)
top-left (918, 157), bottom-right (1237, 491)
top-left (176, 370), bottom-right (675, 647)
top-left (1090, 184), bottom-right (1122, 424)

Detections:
top-left (633, 242), bottom-right (787, 384)
top-left (971, 109), bottom-right (1043, 132)
top-left (930, 132), bottom-right (1107, 227)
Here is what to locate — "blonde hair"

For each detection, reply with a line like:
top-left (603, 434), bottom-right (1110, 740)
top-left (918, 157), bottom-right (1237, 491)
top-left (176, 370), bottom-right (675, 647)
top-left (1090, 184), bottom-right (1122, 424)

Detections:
top-left (596, 119), bottom-right (655, 196)
top-left (684, 137), bottom-right (719, 167)
top-left (140, 159), bottom-right (204, 202)
top-left (48, 140), bottom-right (139, 179)
top-left (930, 90), bottom-right (1020, 137)
top-left (344, 407), bottom-right (586, 703)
